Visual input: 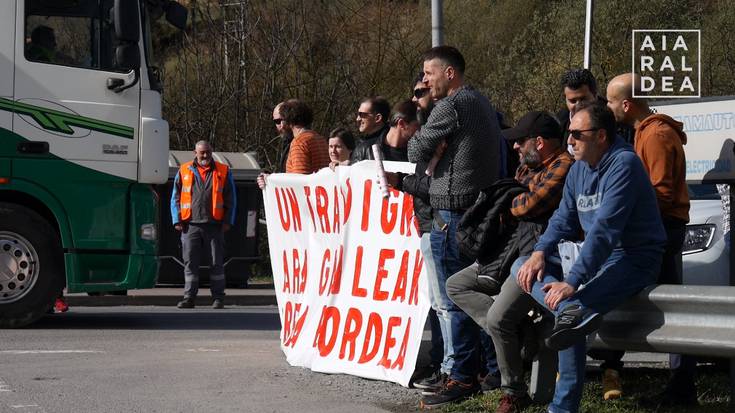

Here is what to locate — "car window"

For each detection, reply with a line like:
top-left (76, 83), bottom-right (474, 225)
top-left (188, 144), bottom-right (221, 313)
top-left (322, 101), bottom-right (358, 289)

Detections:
top-left (688, 184), bottom-right (720, 200)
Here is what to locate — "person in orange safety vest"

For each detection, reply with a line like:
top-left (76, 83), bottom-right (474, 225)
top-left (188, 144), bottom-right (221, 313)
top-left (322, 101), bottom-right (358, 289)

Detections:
top-left (171, 140), bottom-right (236, 309)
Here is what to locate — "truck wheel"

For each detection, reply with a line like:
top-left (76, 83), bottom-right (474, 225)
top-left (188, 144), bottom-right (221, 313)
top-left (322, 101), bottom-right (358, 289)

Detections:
top-left (0, 203), bottom-right (63, 328)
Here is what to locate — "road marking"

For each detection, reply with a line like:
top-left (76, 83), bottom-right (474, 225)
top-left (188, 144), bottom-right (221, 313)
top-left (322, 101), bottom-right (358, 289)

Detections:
top-left (186, 348), bottom-right (222, 352)
top-left (11, 405), bottom-right (39, 409)
top-left (0, 350), bottom-right (104, 355)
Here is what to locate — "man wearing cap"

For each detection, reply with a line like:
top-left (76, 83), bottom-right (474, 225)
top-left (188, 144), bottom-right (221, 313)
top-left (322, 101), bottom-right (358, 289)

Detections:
top-left (446, 111), bottom-right (573, 412)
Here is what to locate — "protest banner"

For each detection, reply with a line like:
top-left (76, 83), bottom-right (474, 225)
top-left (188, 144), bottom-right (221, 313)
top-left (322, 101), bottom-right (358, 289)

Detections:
top-left (262, 161), bottom-right (430, 387)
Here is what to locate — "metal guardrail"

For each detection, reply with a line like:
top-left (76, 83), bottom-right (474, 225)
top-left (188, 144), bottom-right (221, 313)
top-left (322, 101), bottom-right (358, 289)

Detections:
top-left (529, 285), bottom-right (735, 404)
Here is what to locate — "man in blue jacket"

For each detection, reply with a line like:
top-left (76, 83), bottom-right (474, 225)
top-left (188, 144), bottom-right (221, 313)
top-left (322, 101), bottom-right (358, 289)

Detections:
top-left (514, 101), bottom-right (666, 413)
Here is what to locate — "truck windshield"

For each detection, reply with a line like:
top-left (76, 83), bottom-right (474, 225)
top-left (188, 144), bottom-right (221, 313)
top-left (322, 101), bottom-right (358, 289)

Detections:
top-left (24, 0), bottom-right (123, 72)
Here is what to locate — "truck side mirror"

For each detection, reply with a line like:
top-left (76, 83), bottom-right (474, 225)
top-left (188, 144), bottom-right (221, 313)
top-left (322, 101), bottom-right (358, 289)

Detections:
top-left (113, 0), bottom-right (140, 43)
top-left (116, 43), bottom-right (140, 71)
top-left (165, 1), bottom-right (188, 31)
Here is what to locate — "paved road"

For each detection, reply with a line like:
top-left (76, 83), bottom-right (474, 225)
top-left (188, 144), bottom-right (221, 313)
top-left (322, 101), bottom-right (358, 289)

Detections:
top-left (0, 306), bottom-right (419, 413)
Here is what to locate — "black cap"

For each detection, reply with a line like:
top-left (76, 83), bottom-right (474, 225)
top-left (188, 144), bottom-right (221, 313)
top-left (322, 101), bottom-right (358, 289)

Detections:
top-left (503, 111), bottom-right (562, 142)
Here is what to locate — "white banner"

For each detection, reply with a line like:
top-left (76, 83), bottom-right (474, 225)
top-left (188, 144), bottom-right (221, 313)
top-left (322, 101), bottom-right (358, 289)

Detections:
top-left (263, 161), bottom-right (430, 387)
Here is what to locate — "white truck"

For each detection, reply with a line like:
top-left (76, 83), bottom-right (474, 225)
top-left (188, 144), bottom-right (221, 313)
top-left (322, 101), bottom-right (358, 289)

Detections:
top-left (0, 0), bottom-right (186, 327)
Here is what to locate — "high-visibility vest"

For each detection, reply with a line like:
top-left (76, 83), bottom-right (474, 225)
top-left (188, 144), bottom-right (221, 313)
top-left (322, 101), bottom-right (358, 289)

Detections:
top-left (178, 160), bottom-right (229, 222)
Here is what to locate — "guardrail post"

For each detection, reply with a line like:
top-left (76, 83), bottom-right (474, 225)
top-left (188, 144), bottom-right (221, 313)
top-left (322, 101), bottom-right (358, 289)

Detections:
top-left (530, 345), bottom-right (557, 403)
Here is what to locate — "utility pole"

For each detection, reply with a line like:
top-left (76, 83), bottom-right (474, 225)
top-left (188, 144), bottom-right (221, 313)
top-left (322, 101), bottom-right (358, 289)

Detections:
top-left (583, 0), bottom-right (594, 69)
top-left (431, 0), bottom-right (443, 47)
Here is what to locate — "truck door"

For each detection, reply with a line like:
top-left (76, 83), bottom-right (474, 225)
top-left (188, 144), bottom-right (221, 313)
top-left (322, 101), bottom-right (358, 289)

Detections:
top-left (13, 0), bottom-right (140, 181)
top-left (0, 2), bottom-right (15, 141)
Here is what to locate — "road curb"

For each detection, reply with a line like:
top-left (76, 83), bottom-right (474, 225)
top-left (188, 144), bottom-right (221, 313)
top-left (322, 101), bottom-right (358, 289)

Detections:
top-left (65, 295), bottom-right (277, 307)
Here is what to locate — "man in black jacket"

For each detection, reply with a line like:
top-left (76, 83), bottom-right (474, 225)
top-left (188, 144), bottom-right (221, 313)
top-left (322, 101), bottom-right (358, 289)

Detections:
top-left (351, 96), bottom-right (391, 162)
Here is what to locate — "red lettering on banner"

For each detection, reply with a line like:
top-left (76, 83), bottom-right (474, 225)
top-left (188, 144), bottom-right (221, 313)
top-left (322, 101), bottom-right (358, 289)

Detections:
top-left (408, 249), bottom-right (423, 305)
top-left (351, 246), bottom-right (367, 297)
top-left (332, 186), bottom-right (341, 234)
top-left (361, 180), bottom-right (372, 231)
top-left (399, 194), bottom-right (414, 236)
top-left (303, 186), bottom-right (317, 231)
top-left (377, 316), bottom-right (401, 369)
top-left (373, 249), bottom-right (395, 301)
top-left (392, 318), bottom-right (411, 369)
top-left (339, 307), bottom-right (363, 361)
top-left (281, 250), bottom-right (290, 293)
top-left (310, 306), bottom-right (414, 371)
top-left (276, 187), bottom-right (302, 232)
top-left (341, 178), bottom-right (352, 225)
top-left (380, 190), bottom-right (398, 234)
top-left (282, 301), bottom-right (309, 348)
top-left (318, 246), bottom-right (343, 296)
top-left (391, 250), bottom-right (410, 302)
top-left (314, 306), bottom-right (340, 356)
top-left (358, 312), bottom-right (383, 363)
top-left (315, 186), bottom-right (331, 233)
top-left (282, 249), bottom-right (308, 294)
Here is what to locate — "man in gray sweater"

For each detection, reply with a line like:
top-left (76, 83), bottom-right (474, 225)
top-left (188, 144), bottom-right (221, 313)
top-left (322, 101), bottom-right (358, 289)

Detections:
top-left (408, 46), bottom-right (502, 408)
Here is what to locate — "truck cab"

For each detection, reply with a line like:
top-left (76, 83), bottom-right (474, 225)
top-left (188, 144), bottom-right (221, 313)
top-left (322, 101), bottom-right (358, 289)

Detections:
top-left (0, 0), bottom-right (186, 327)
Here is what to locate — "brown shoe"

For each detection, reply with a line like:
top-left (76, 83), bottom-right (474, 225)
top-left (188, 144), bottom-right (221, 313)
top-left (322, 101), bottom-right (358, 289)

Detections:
top-left (495, 393), bottom-right (532, 413)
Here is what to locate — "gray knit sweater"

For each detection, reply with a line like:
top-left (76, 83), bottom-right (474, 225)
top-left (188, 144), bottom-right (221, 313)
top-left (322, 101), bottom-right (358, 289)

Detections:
top-left (407, 85), bottom-right (501, 210)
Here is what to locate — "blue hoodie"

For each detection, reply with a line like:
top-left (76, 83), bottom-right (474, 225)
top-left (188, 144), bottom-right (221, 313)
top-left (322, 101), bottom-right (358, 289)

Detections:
top-left (534, 136), bottom-right (666, 288)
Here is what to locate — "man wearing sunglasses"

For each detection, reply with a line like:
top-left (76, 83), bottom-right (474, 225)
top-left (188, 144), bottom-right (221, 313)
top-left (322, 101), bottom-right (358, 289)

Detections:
top-left (514, 101), bottom-right (665, 413)
top-left (408, 46), bottom-right (503, 409)
top-left (351, 96), bottom-right (391, 162)
top-left (257, 99), bottom-right (330, 189)
top-left (607, 73), bottom-right (695, 408)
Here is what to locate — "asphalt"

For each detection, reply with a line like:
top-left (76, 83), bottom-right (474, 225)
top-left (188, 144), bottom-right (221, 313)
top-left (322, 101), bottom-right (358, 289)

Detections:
top-left (64, 283), bottom-right (277, 307)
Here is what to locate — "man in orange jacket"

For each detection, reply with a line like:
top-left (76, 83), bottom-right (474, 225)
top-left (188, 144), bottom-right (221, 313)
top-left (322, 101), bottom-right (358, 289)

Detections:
top-left (171, 140), bottom-right (236, 309)
top-left (607, 73), bottom-right (696, 407)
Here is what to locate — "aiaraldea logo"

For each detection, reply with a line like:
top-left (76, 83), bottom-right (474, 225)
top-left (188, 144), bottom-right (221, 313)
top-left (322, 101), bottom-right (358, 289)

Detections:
top-left (632, 30), bottom-right (700, 98)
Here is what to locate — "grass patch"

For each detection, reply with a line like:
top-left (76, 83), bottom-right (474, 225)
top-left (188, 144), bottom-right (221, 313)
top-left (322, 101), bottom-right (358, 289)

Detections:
top-left (441, 364), bottom-right (730, 413)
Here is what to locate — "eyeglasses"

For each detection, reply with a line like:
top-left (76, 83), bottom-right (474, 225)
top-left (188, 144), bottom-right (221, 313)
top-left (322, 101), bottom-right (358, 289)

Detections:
top-left (273, 118), bottom-right (283, 125)
top-left (357, 112), bottom-right (374, 119)
top-left (413, 88), bottom-right (430, 99)
top-left (568, 128), bottom-right (600, 139)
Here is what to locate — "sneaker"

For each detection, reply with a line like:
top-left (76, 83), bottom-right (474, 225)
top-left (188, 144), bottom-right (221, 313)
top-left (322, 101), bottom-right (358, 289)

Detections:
top-left (415, 372), bottom-right (447, 396)
top-left (177, 298), bottom-right (195, 309)
top-left (494, 393), bottom-right (532, 413)
top-left (54, 297), bottom-right (69, 313)
top-left (212, 299), bottom-right (225, 309)
top-left (544, 304), bottom-right (602, 351)
top-left (602, 368), bottom-right (623, 400)
top-left (480, 372), bottom-right (501, 393)
top-left (410, 365), bottom-right (439, 389)
top-left (419, 379), bottom-right (480, 409)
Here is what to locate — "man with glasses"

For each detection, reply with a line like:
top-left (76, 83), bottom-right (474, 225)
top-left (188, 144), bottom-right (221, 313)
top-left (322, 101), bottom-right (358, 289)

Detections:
top-left (407, 46), bottom-right (503, 409)
top-left (513, 101), bottom-right (665, 413)
top-left (351, 96), bottom-right (391, 162)
top-left (606, 73), bottom-right (695, 408)
top-left (257, 99), bottom-right (329, 189)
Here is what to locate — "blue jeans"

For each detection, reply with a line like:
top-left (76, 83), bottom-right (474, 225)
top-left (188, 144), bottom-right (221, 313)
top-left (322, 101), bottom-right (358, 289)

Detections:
top-left (430, 209), bottom-right (477, 382)
top-left (514, 250), bottom-right (660, 413)
top-left (420, 233), bottom-right (444, 368)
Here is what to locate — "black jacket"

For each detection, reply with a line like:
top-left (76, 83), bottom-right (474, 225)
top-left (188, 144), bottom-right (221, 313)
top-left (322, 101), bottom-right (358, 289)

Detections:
top-left (350, 126), bottom-right (390, 162)
top-left (456, 179), bottom-right (526, 261)
top-left (456, 179), bottom-right (549, 283)
top-left (395, 160), bottom-right (432, 235)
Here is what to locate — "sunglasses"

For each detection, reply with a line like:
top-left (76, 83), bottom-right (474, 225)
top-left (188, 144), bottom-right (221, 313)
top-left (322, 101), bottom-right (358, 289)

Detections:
top-left (413, 88), bottom-right (430, 99)
top-left (357, 111), bottom-right (374, 119)
top-left (568, 128), bottom-right (600, 139)
top-left (273, 118), bottom-right (283, 125)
